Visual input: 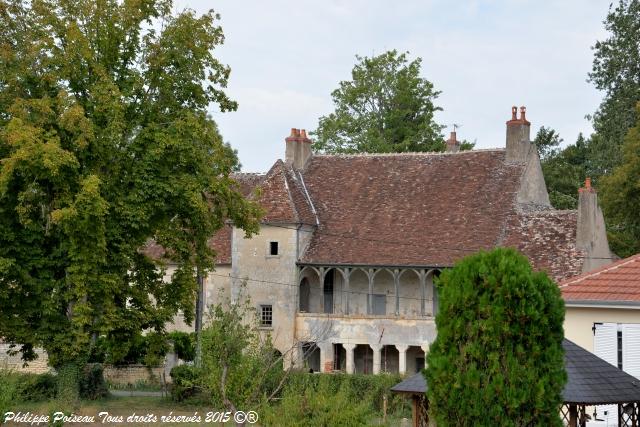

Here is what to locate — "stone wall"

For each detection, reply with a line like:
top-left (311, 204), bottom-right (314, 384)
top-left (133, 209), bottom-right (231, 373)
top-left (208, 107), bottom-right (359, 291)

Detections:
top-left (103, 365), bottom-right (166, 385)
top-left (0, 343), bottom-right (51, 374)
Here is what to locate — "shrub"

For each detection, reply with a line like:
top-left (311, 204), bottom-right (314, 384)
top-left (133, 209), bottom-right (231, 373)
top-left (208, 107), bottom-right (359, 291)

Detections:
top-left (18, 372), bottom-right (58, 401)
top-left (0, 370), bottom-right (21, 416)
top-left (261, 373), bottom-right (408, 426)
top-left (169, 364), bottom-right (205, 402)
top-left (79, 363), bottom-right (109, 400)
top-left (426, 248), bottom-right (566, 427)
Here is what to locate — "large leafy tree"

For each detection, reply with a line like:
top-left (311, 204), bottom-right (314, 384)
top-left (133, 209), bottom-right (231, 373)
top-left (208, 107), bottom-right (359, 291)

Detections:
top-left (540, 132), bottom-right (589, 210)
top-left (426, 248), bottom-right (566, 427)
top-left (600, 102), bottom-right (640, 258)
top-left (0, 0), bottom-right (260, 399)
top-left (588, 0), bottom-right (640, 176)
top-left (313, 50), bottom-right (444, 153)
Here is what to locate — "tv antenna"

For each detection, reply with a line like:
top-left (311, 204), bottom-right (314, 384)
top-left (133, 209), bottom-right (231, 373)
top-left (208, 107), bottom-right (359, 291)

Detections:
top-left (451, 123), bottom-right (462, 132)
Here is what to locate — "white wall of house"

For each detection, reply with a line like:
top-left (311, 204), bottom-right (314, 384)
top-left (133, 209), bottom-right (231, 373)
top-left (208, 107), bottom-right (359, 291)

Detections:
top-left (564, 306), bottom-right (640, 353)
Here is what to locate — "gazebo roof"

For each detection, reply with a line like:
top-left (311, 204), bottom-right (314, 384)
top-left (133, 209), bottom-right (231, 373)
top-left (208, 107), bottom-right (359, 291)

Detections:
top-left (391, 339), bottom-right (640, 405)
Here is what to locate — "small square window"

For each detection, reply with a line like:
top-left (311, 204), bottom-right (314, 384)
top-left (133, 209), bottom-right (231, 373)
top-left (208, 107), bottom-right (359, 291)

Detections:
top-left (269, 241), bottom-right (279, 256)
top-left (260, 305), bottom-right (273, 327)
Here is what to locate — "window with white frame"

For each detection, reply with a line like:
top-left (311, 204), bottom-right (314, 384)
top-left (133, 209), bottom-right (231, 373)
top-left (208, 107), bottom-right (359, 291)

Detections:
top-left (260, 304), bottom-right (273, 327)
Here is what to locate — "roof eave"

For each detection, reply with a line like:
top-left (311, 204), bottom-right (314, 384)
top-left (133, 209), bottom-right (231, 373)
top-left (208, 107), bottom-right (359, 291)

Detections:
top-left (564, 299), bottom-right (640, 309)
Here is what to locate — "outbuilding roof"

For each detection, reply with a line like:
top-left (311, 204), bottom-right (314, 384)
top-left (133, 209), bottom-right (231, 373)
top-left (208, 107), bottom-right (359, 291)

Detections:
top-left (391, 339), bottom-right (640, 405)
top-left (561, 253), bottom-right (640, 304)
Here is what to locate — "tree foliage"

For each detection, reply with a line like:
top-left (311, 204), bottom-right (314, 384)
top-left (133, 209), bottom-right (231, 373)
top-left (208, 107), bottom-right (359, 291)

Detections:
top-left (600, 102), bottom-right (640, 258)
top-left (0, 0), bottom-right (261, 396)
top-left (199, 290), bottom-right (285, 413)
top-left (534, 126), bottom-right (563, 160)
top-left (540, 132), bottom-right (589, 210)
top-left (588, 0), bottom-right (640, 176)
top-left (426, 248), bottom-right (566, 427)
top-left (312, 50), bottom-right (444, 153)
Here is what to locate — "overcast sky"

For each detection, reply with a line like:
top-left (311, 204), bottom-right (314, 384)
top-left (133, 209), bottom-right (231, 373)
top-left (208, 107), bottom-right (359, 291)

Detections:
top-left (175, 0), bottom-right (612, 172)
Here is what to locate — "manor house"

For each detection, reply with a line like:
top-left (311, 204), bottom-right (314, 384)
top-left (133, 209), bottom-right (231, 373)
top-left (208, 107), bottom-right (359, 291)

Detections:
top-left (165, 107), bottom-right (613, 375)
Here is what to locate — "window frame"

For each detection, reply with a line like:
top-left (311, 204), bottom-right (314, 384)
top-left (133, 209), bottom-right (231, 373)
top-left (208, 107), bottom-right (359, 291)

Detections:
top-left (259, 304), bottom-right (273, 328)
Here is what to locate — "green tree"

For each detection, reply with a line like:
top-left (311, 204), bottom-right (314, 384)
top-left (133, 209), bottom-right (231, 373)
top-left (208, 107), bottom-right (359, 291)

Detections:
top-left (534, 126), bottom-right (563, 160)
top-left (199, 290), bottom-right (286, 413)
top-left (541, 133), bottom-right (589, 209)
top-left (426, 248), bottom-right (566, 427)
top-left (588, 0), bottom-right (640, 176)
top-left (0, 0), bottom-right (261, 400)
top-left (313, 50), bottom-right (444, 153)
top-left (600, 102), bottom-right (640, 258)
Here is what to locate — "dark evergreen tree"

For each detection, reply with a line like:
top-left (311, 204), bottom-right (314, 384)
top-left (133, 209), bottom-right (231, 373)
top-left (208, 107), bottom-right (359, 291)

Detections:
top-left (426, 248), bottom-right (566, 427)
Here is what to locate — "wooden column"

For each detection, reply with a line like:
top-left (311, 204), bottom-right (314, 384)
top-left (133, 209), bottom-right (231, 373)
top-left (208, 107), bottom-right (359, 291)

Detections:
top-left (569, 404), bottom-right (578, 427)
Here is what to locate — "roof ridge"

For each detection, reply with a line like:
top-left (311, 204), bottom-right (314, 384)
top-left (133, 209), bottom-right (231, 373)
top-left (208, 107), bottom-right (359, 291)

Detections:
top-left (312, 148), bottom-right (505, 158)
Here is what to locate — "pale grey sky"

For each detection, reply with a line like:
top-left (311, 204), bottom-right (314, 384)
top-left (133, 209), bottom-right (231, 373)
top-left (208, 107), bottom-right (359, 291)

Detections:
top-left (176, 0), bottom-right (612, 172)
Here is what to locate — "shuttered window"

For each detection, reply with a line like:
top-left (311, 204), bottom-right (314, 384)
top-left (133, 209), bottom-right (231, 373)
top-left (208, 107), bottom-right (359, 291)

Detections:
top-left (594, 323), bottom-right (618, 423)
top-left (594, 323), bottom-right (617, 367)
top-left (622, 323), bottom-right (640, 380)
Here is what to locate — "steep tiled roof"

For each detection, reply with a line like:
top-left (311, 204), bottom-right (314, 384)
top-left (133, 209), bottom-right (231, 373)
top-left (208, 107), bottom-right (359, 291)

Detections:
top-left (391, 339), bottom-right (640, 405)
top-left (251, 160), bottom-right (316, 225)
top-left (560, 253), bottom-right (640, 303)
top-left (502, 210), bottom-right (585, 282)
top-left (299, 150), bottom-right (524, 267)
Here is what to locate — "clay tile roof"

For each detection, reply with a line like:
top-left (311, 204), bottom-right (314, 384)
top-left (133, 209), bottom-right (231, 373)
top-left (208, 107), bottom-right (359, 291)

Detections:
top-left (560, 253), bottom-right (640, 303)
top-left (298, 150), bottom-right (524, 267)
top-left (502, 210), bottom-right (585, 282)
top-left (253, 160), bottom-right (316, 225)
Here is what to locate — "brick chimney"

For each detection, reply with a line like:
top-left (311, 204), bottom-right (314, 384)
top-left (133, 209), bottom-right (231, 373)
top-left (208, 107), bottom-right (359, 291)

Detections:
top-left (506, 106), bottom-right (532, 163)
top-left (576, 178), bottom-right (612, 272)
top-left (285, 128), bottom-right (313, 169)
top-left (445, 131), bottom-right (460, 153)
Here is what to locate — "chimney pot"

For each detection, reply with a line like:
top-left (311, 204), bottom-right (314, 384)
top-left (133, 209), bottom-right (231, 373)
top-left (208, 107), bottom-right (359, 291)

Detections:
top-left (284, 127), bottom-right (313, 168)
top-left (519, 106), bottom-right (528, 123)
top-left (511, 106), bottom-right (518, 121)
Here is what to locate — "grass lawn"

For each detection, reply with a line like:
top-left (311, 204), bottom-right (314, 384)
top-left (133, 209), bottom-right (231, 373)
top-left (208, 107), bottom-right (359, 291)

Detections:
top-left (4, 396), bottom-right (236, 426)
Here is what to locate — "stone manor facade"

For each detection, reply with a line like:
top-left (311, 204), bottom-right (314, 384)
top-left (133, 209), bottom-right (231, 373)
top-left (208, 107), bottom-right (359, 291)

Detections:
top-left (161, 106), bottom-right (613, 376)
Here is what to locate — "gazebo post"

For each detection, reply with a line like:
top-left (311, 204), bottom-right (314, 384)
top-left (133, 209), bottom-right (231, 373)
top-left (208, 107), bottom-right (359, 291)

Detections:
top-left (412, 396), bottom-right (418, 427)
top-left (568, 404), bottom-right (578, 427)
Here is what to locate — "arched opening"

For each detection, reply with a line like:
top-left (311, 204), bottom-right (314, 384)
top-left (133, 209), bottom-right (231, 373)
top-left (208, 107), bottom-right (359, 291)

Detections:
top-left (407, 346), bottom-right (426, 374)
top-left (399, 269), bottom-right (421, 317)
top-left (323, 269), bottom-right (334, 314)
top-left (299, 278), bottom-right (310, 312)
top-left (301, 342), bottom-right (320, 373)
top-left (354, 344), bottom-right (374, 374)
top-left (381, 345), bottom-right (399, 373)
top-left (271, 350), bottom-right (283, 371)
top-left (371, 269), bottom-right (394, 316)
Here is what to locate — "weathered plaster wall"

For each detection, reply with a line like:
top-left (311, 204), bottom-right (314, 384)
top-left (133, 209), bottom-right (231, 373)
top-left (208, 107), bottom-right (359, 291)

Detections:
top-left (564, 306), bottom-right (640, 352)
top-left (165, 264), bottom-right (232, 333)
top-left (295, 314), bottom-right (436, 348)
top-left (231, 224), bottom-right (298, 355)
